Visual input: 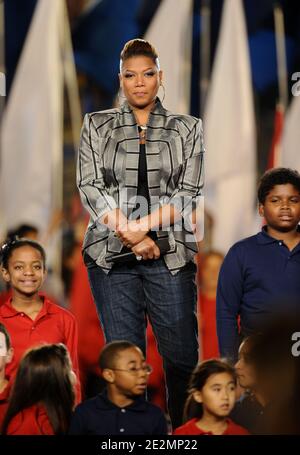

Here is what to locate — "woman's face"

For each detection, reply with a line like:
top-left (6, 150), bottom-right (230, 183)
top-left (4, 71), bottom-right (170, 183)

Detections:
top-left (119, 55), bottom-right (162, 109)
top-left (235, 341), bottom-right (257, 390)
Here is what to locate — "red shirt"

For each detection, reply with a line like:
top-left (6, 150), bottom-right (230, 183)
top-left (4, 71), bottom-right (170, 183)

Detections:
top-left (69, 257), bottom-right (104, 380)
top-left (0, 378), bottom-right (11, 429)
top-left (0, 296), bottom-right (81, 402)
top-left (198, 294), bottom-right (219, 360)
top-left (173, 418), bottom-right (250, 435)
top-left (6, 405), bottom-right (54, 435)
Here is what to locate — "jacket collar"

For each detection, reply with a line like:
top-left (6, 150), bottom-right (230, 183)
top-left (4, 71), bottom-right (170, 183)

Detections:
top-left (120, 97), bottom-right (166, 128)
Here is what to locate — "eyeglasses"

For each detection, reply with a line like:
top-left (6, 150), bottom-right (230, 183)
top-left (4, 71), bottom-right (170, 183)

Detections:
top-left (110, 364), bottom-right (153, 375)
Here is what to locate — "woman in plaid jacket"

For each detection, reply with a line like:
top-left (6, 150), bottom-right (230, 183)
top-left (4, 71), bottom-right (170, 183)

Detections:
top-left (77, 38), bottom-right (205, 429)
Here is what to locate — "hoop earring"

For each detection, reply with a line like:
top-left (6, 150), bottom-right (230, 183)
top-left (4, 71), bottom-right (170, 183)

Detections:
top-left (159, 83), bottom-right (165, 103)
top-left (118, 87), bottom-right (126, 106)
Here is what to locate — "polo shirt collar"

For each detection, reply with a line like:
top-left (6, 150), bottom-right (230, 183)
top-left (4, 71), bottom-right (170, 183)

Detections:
top-left (95, 389), bottom-right (148, 412)
top-left (257, 225), bottom-right (300, 245)
top-left (0, 294), bottom-right (58, 318)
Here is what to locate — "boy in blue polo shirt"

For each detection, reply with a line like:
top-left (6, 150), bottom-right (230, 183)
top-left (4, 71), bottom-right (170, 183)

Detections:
top-left (69, 340), bottom-right (168, 435)
top-left (217, 167), bottom-right (300, 361)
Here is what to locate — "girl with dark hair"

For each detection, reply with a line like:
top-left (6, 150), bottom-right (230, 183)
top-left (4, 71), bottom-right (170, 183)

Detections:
top-left (0, 238), bottom-right (81, 401)
top-left (78, 37), bottom-right (204, 429)
top-left (173, 359), bottom-right (249, 435)
top-left (1, 343), bottom-right (75, 435)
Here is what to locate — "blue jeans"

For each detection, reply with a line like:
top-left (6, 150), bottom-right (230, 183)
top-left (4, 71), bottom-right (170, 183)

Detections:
top-left (86, 257), bottom-right (198, 428)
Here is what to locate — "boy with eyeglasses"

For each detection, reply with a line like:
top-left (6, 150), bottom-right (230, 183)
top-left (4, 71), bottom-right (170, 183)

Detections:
top-left (69, 341), bottom-right (168, 435)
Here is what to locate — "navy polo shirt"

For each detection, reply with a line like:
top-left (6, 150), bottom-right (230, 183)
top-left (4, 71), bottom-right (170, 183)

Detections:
top-left (217, 226), bottom-right (300, 360)
top-left (68, 390), bottom-right (168, 435)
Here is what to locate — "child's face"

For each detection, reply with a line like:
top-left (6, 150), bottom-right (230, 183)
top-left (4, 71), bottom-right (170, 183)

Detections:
top-left (194, 372), bottom-right (236, 418)
top-left (108, 347), bottom-right (150, 397)
top-left (1, 246), bottom-right (46, 297)
top-left (235, 342), bottom-right (257, 390)
top-left (0, 333), bottom-right (13, 374)
top-left (259, 184), bottom-right (300, 232)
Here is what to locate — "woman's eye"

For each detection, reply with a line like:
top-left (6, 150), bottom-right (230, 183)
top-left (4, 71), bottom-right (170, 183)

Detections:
top-left (124, 74), bottom-right (133, 78)
top-left (145, 72), bottom-right (155, 77)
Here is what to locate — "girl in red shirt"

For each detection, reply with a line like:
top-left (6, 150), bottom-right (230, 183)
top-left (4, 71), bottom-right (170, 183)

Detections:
top-left (173, 359), bottom-right (249, 435)
top-left (0, 238), bottom-right (81, 401)
top-left (1, 343), bottom-right (75, 434)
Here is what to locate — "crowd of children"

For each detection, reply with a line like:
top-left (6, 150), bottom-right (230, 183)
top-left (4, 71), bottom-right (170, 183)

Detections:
top-left (0, 167), bottom-right (300, 435)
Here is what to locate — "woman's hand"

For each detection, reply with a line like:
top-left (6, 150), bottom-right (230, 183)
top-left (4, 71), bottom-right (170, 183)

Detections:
top-left (116, 219), bottom-right (149, 248)
top-left (131, 236), bottom-right (160, 261)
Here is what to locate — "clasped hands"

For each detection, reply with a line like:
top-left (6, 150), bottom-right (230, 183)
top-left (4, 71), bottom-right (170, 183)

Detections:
top-left (115, 219), bottom-right (160, 260)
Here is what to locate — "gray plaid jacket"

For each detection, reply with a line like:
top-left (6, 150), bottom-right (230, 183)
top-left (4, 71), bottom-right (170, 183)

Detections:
top-left (77, 98), bottom-right (205, 274)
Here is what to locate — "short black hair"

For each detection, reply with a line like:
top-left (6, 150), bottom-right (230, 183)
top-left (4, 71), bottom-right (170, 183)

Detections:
top-left (0, 323), bottom-right (11, 350)
top-left (0, 238), bottom-right (46, 270)
top-left (120, 39), bottom-right (159, 71)
top-left (7, 224), bottom-right (38, 239)
top-left (258, 168), bottom-right (300, 204)
top-left (99, 341), bottom-right (139, 370)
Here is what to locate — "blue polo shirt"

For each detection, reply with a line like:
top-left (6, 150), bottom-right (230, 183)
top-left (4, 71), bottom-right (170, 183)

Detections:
top-left (217, 226), bottom-right (300, 360)
top-left (68, 390), bottom-right (168, 435)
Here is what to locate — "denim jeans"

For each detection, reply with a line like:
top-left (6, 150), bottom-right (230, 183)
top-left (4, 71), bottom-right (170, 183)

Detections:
top-left (86, 256), bottom-right (198, 429)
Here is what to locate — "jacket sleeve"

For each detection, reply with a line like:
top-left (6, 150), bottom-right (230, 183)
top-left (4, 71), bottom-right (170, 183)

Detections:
top-left (163, 119), bottom-right (204, 214)
top-left (216, 245), bottom-right (244, 362)
top-left (77, 113), bottom-right (117, 222)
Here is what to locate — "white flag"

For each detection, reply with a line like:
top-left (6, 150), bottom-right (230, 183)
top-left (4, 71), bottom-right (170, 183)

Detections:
top-left (281, 94), bottom-right (300, 171)
top-left (204, 0), bottom-right (257, 254)
top-left (145, 0), bottom-right (193, 114)
top-left (0, 0), bottom-right (64, 234)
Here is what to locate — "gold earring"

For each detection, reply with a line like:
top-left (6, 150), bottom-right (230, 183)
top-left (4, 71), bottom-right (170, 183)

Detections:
top-left (159, 82), bottom-right (165, 103)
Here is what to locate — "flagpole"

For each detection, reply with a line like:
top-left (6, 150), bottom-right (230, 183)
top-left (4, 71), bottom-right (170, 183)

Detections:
top-left (273, 2), bottom-right (288, 111)
top-left (62, 0), bottom-right (82, 150)
top-left (48, 0), bottom-right (82, 281)
top-left (0, 0), bottom-right (4, 109)
top-left (199, 0), bottom-right (211, 117)
top-left (0, 0), bottom-right (6, 239)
